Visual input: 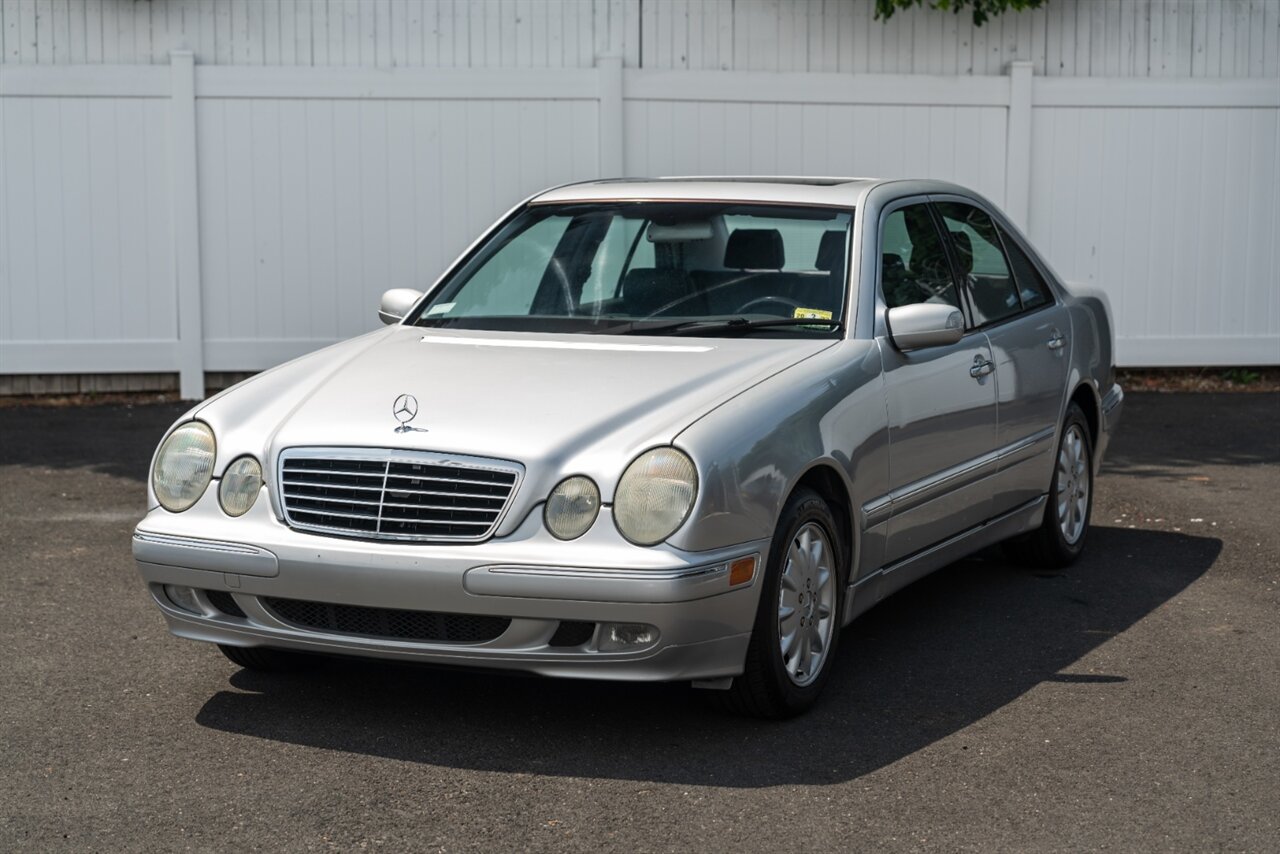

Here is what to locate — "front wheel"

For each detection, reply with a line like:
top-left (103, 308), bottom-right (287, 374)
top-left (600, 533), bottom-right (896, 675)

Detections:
top-left (716, 487), bottom-right (845, 719)
top-left (1005, 402), bottom-right (1094, 568)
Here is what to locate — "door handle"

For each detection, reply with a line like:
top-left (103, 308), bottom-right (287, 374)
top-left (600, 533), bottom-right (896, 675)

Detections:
top-left (1047, 330), bottom-right (1066, 350)
top-left (970, 355), bottom-right (994, 378)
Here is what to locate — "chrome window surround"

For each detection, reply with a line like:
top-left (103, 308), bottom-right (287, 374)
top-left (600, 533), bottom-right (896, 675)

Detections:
top-left (276, 447), bottom-right (524, 544)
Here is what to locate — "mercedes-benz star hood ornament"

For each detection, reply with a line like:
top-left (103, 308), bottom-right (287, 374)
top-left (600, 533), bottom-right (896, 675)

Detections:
top-left (392, 393), bottom-right (427, 433)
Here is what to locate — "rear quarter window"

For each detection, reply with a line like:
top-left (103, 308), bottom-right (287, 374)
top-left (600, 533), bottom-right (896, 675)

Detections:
top-left (998, 227), bottom-right (1055, 311)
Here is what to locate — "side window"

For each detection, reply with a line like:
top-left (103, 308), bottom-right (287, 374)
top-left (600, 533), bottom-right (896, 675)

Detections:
top-left (998, 226), bottom-right (1054, 311)
top-left (935, 202), bottom-right (1020, 325)
top-left (879, 203), bottom-right (960, 310)
top-left (447, 216), bottom-right (570, 316)
top-left (628, 225), bottom-right (656, 271)
top-left (580, 216), bottom-right (648, 306)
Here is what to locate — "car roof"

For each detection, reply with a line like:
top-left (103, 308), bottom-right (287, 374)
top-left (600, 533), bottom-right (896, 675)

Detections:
top-left (531, 176), bottom-right (890, 208)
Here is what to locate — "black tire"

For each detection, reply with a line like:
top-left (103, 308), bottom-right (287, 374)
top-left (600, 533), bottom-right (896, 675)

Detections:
top-left (1004, 402), bottom-right (1094, 568)
top-left (218, 644), bottom-right (310, 672)
top-left (715, 487), bottom-right (846, 719)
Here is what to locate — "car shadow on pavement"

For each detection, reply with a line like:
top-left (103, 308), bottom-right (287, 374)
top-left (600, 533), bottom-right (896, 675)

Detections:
top-left (195, 526), bottom-right (1220, 787)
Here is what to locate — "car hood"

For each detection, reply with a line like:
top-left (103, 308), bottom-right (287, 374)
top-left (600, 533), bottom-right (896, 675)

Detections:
top-left (197, 325), bottom-right (835, 522)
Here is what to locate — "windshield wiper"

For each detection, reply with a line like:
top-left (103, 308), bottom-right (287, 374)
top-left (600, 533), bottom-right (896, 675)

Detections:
top-left (595, 317), bottom-right (844, 337)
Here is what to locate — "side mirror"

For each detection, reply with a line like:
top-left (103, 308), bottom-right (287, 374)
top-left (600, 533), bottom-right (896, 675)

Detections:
top-left (886, 303), bottom-right (965, 351)
top-left (378, 289), bottom-right (423, 325)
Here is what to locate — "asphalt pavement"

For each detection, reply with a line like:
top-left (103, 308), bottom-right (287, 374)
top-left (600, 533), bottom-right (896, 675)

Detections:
top-left (1, 392), bottom-right (1277, 852)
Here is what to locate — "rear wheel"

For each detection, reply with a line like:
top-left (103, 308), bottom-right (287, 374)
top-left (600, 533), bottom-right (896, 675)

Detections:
top-left (716, 487), bottom-right (845, 719)
top-left (1005, 403), bottom-right (1094, 568)
top-left (218, 644), bottom-right (310, 672)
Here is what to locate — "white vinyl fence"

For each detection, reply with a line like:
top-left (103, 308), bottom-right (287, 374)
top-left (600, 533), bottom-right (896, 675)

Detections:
top-left (1, 55), bottom-right (1277, 397)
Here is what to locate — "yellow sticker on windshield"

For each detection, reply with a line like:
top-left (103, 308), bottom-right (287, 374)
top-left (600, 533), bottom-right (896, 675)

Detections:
top-left (793, 307), bottom-right (833, 321)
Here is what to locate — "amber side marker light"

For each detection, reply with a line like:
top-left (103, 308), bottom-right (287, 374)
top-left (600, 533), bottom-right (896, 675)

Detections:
top-left (729, 555), bottom-right (758, 586)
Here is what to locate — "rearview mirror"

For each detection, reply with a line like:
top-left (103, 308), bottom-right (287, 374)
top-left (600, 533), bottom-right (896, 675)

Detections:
top-left (378, 289), bottom-right (423, 325)
top-left (886, 303), bottom-right (965, 351)
top-left (647, 221), bottom-right (713, 242)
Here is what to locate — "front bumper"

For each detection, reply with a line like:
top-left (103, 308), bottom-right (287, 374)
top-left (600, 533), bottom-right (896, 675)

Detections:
top-left (134, 495), bottom-right (767, 682)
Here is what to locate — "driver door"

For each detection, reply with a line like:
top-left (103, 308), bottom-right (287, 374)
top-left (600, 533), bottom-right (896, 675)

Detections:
top-left (876, 200), bottom-right (1000, 565)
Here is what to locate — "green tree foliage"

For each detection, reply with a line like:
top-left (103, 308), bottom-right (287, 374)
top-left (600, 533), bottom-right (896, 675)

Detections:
top-left (875, 0), bottom-right (1048, 27)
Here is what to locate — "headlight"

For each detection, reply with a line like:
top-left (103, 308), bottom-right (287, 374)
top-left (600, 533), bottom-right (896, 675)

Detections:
top-left (544, 476), bottom-right (601, 540)
top-left (613, 447), bottom-right (698, 546)
top-left (218, 455), bottom-right (263, 517)
top-left (152, 422), bottom-right (216, 512)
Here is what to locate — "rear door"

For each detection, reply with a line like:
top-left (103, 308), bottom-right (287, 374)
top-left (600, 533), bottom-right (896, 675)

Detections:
top-left (933, 198), bottom-right (1070, 514)
top-left (875, 198), bottom-right (999, 566)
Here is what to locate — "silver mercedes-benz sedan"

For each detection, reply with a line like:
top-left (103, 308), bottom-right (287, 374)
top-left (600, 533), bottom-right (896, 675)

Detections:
top-left (134, 177), bottom-right (1122, 717)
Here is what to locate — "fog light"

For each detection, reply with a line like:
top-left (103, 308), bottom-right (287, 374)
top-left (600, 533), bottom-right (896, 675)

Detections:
top-left (598, 622), bottom-right (659, 651)
top-left (163, 584), bottom-right (202, 614)
top-left (218, 455), bottom-right (263, 517)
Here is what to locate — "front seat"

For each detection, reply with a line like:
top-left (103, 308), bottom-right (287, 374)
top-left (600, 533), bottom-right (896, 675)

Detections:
top-left (953, 229), bottom-right (1016, 322)
top-left (724, 229), bottom-right (786, 271)
top-left (720, 229), bottom-right (791, 313)
top-left (889, 207), bottom-right (956, 308)
top-left (815, 230), bottom-right (846, 275)
top-left (807, 230), bottom-right (847, 312)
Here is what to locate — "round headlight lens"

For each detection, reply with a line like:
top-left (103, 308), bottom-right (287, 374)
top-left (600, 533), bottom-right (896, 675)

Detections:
top-left (544, 476), bottom-right (601, 540)
top-left (613, 448), bottom-right (698, 546)
top-left (152, 422), bottom-right (216, 512)
top-left (218, 455), bottom-right (263, 517)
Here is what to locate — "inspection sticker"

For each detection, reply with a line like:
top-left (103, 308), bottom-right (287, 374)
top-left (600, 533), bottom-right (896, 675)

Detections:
top-left (793, 307), bottom-right (833, 321)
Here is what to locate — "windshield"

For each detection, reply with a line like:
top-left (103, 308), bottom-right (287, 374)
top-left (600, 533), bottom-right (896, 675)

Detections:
top-left (407, 202), bottom-right (853, 337)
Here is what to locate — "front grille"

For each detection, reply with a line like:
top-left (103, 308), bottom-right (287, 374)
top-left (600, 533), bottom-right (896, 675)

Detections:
top-left (278, 449), bottom-right (522, 543)
top-left (264, 597), bottom-right (510, 644)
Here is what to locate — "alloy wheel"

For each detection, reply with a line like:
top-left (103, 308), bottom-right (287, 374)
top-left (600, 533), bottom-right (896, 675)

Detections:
top-left (777, 521), bottom-right (836, 687)
top-left (1056, 424), bottom-right (1090, 545)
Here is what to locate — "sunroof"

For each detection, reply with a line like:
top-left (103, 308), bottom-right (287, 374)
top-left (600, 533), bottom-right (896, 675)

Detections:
top-left (652, 176), bottom-right (861, 187)
top-left (583, 175), bottom-right (870, 186)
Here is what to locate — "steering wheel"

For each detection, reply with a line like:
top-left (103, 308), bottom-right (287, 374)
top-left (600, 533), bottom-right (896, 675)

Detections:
top-left (736, 295), bottom-right (805, 316)
top-left (639, 290), bottom-right (708, 319)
